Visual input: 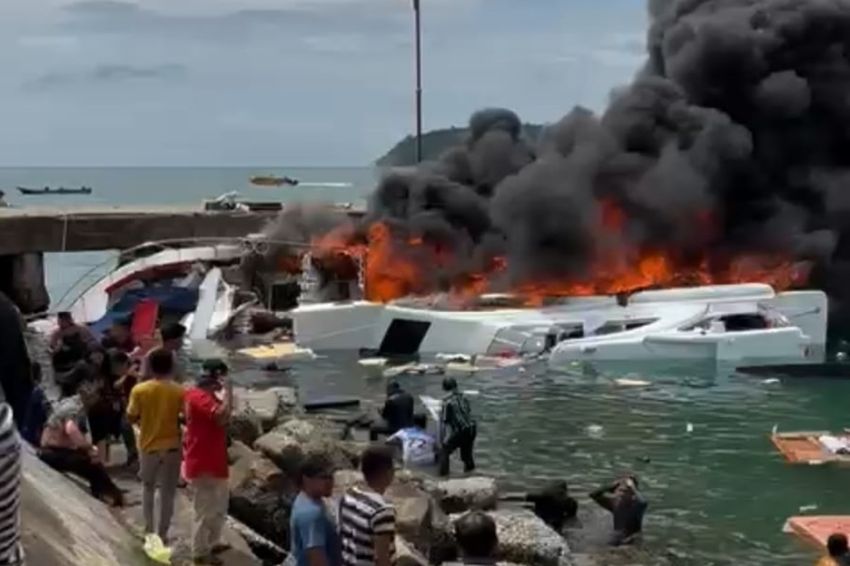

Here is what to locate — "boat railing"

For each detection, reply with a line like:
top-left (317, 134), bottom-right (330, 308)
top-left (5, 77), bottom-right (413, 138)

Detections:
top-left (32, 234), bottom-right (321, 320)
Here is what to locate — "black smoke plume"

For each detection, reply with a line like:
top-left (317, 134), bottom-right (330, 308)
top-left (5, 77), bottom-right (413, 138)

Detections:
top-left (277, 0), bottom-right (850, 332)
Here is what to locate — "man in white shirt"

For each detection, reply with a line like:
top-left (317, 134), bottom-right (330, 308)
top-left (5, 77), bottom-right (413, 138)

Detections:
top-left (387, 414), bottom-right (436, 469)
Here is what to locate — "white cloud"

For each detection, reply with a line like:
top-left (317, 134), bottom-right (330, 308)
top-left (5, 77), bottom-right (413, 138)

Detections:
top-left (0, 0), bottom-right (647, 165)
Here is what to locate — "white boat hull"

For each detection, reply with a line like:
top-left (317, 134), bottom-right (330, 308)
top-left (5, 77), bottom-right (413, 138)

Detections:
top-left (289, 284), bottom-right (828, 367)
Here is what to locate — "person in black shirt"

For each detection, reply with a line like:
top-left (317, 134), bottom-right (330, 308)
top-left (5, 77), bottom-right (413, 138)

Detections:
top-left (369, 381), bottom-right (414, 441)
top-left (589, 475), bottom-right (647, 546)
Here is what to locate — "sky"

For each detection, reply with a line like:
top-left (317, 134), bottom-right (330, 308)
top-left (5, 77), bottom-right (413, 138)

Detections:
top-left (0, 0), bottom-right (648, 166)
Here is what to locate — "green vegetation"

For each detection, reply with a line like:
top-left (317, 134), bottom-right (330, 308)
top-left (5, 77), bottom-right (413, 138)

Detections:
top-left (376, 123), bottom-right (545, 166)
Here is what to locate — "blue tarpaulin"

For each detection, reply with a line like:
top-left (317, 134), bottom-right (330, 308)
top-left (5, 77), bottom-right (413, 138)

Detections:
top-left (89, 286), bottom-right (199, 338)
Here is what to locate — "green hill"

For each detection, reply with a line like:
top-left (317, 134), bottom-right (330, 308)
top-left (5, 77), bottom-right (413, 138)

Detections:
top-left (376, 123), bottom-right (545, 167)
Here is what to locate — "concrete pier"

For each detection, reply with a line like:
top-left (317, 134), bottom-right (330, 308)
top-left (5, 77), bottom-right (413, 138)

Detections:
top-left (0, 205), bottom-right (282, 255)
top-left (0, 203), bottom-right (364, 313)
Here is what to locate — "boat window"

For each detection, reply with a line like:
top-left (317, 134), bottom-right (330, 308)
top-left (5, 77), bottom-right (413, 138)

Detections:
top-left (722, 313), bottom-right (768, 331)
top-left (682, 313), bottom-right (770, 332)
top-left (593, 319), bottom-right (656, 336)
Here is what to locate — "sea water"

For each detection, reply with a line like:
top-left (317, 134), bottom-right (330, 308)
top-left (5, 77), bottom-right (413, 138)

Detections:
top-left (4, 166), bottom-right (840, 565)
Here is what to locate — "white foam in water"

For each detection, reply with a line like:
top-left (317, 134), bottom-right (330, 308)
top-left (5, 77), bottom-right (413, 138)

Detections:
top-left (298, 182), bottom-right (353, 188)
top-left (586, 424), bottom-right (604, 438)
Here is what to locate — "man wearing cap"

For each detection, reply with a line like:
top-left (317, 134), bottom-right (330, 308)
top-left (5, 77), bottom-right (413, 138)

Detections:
top-left (290, 454), bottom-right (341, 566)
top-left (183, 359), bottom-right (234, 565)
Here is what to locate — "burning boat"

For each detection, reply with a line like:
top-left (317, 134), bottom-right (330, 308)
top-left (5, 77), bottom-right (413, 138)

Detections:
top-left (289, 279), bottom-right (827, 366)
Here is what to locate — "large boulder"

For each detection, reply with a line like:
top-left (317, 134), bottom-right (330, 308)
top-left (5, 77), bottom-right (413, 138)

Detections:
top-left (395, 536), bottom-right (429, 566)
top-left (228, 441), bottom-right (297, 547)
top-left (229, 409), bottom-right (264, 446)
top-left (435, 477), bottom-right (498, 514)
top-left (234, 386), bottom-right (298, 432)
top-left (255, 417), bottom-right (357, 476)
top-left (387, 480), bottom-right (434, 555)
top-left (451, 509), bottom-right (573, 566)
top-left (229, 441), bottom-right (286, 493)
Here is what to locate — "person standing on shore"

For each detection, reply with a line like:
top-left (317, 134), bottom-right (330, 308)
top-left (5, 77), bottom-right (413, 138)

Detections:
top-left (339, 445), bottom-right (396, 566)
top-left (141, 322), bottom-right (190, 382)
top-left (438, 378), bottom-right (477, 477)
top-left (290, 454), bottom-right (341, 566)
top-left (184, 359), bottom-right (233, 566)
top-left (127, 348), bottom-right (186, 546)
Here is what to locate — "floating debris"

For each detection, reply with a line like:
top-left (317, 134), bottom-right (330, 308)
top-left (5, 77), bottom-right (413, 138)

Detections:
top-left (615, 378), bottom-right (651, 387)
top-left (586, 424), bottom-right (605, 438)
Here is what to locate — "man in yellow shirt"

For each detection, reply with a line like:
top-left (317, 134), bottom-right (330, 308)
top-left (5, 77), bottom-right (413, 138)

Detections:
top-left (127, 347), bottom-right (185, 544)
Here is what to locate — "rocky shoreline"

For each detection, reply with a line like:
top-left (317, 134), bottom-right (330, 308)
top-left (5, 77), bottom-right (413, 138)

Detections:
top-left (226, 385), bottom-right (573, 566)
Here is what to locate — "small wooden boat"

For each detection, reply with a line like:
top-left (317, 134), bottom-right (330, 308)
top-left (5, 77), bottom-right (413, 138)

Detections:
top-left (249, 175), bottom-right (298, 187)
top-left (770, 430), bottom-right (850, 465)
top-left (17, 186), bottom-right (93, 195)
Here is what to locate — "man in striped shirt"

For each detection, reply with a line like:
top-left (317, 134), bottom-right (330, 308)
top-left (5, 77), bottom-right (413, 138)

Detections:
top-left (0, 404), bottom-right (24, 566)
top-left (338, 445), bottom-right (396, 566)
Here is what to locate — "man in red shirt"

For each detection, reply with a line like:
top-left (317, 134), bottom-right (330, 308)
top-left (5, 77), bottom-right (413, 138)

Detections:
top-left (183, 359), bottom-right (233, 565)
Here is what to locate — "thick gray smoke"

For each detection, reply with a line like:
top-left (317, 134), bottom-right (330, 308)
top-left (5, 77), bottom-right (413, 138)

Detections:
top-left (286, 0), bottom-right (850, 331)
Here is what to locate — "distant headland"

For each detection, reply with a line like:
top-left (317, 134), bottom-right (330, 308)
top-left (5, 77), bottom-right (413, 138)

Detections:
top-left (376, 123), bottom-right (545, 167)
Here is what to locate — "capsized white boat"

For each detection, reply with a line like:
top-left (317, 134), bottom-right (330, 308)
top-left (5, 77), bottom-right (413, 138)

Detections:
top-left (289, 284), bottom-right (827, 367)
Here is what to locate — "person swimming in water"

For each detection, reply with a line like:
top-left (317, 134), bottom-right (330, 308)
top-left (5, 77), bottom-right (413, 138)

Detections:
top-left (589, 475), bottom-right (648, 546)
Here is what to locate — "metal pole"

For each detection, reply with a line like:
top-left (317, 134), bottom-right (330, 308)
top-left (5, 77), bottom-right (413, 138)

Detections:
top-left (414, 0), bottom-right (423, 163)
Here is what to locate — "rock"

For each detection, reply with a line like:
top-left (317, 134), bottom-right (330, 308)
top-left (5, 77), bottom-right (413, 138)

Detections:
top-left (387, 482), bottom-right (433, 554)
top-left (230, 482), bottom-right (295, 547)
top-left (436, 476), bottom-right (499, 514)
top-left (229, 442), bottom-right (286, 493)
top-left (255, 418), bottom-right (358, 476)
top-left (229, 409), bottom-right (264, 446)
top-left (234, 387), bottom-right (287, 432)
top-left (20, 450), bottom-right (142, 565)
top-left (228, 442), bottom-right (297, 548)
top-left (332, 469), bottom-right (366, 498)
top-left (268, 385), bottom-right (298, 409)
top-left (395, 536), bottom-right (429, 566)
top-left (451, 509), bottom-right (573, 566)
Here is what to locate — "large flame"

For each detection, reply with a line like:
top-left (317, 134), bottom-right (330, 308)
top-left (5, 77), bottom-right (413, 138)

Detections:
top-left (309, 199), bottom-right (811, 304)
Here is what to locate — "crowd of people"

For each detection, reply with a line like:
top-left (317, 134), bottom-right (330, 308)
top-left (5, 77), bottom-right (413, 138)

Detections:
top-left (0, 303), bottom-right (666, 566)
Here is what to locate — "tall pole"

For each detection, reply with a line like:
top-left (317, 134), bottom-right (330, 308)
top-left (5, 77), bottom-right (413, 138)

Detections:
top-left (414, 0), bottom-right (423, 164)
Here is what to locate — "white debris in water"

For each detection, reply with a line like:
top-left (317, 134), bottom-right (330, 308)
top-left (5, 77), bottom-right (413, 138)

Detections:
top-left (586, 424), bottom-right (604, 438)
top-left (615, 378), bottom-right (650, 387)
top-left (761, 378), bottom-right (781, 385)
top-left (686, 423), bottom-right (694, 433)
top-left (838, 352), bottom-right (848, 362)
top-left (799, 504), bottom-right (819, 512)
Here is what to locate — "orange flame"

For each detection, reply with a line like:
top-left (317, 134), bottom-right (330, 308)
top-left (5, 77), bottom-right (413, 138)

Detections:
top-left (305, 201), bottom-right (811, 304)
